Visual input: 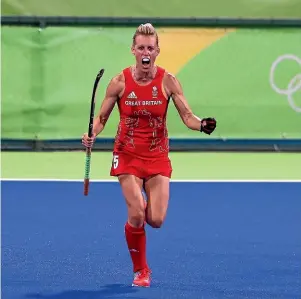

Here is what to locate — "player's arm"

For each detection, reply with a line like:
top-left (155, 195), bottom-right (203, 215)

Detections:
top-left (164, 73), bottom-right (216, 135)
top-left (82, 74), bottom-right (124, 148)
top-left (92, 74), bottom-right (124, 136)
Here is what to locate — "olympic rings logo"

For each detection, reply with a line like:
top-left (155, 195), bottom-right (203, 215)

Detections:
top-left (270, 54), bottom-right (301, 113)
top-left (269, 54), bottom-right (301, 113)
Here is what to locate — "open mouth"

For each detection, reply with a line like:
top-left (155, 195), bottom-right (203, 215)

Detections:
top-left (142, 57), bottom-right (150, 66)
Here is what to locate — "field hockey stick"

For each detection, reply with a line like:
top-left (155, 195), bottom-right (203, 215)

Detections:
top-left (83, 68), bottom-right (105, 196)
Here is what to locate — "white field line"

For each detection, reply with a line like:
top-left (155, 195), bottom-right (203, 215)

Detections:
top-left (1, 178), bottom-right (301, 183)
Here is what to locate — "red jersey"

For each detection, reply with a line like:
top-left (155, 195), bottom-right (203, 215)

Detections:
top-left (113, 66), bottom-right (170, 159)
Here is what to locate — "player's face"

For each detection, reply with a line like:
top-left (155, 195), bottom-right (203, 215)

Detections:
top-left (132, 35), bottom-right (160, 72)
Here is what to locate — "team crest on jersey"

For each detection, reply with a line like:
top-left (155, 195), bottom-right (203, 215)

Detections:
top-left (152, 86), bottom-right (158, 98)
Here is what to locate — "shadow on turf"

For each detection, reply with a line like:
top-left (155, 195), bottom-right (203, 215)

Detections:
top-left (25, 283), bottom-right (147, 299)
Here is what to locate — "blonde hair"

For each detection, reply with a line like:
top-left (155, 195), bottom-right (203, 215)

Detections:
top-left (132, 23), bottom-right (159, 46)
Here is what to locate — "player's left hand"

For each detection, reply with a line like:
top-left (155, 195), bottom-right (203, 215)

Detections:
top-left (200, 117), bottom-right (216, 135)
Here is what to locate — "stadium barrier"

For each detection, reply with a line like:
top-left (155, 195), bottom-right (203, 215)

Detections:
top-left (2, 17), bottom-right (301, 152)
top-left (2, 16), bottom-right (301, 28)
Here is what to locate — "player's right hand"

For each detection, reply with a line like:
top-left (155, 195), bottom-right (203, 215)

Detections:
top-left (82, 133), bottom-right (96, 148)
top-left (200, 117), bottom-right (217, 135)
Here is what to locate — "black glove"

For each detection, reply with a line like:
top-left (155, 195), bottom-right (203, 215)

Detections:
top-left (200, 117), bottom-right (216, 135)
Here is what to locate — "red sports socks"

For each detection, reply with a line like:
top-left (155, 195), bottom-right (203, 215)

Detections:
top-left (125, 222), bottom-right (148, 273)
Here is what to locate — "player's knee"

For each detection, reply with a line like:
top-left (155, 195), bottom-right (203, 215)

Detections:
top-left (128, 207), bottom-right (145, 228)
top-left (148, 216), bottom-right (164, 228)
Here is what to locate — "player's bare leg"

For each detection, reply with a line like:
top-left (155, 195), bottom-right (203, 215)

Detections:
top-left (144, 174), bottom-right (170, 228)
top-left (118, 174), bottom-right (151, 287)
top-left (119, 174), bottom-right (145, 227)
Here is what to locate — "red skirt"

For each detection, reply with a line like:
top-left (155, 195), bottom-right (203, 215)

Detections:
top-left (110, 151), bottom-right (172, 179)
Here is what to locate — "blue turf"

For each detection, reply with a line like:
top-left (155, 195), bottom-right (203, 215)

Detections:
top-left (2, 181), bottom-right (301, 299)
